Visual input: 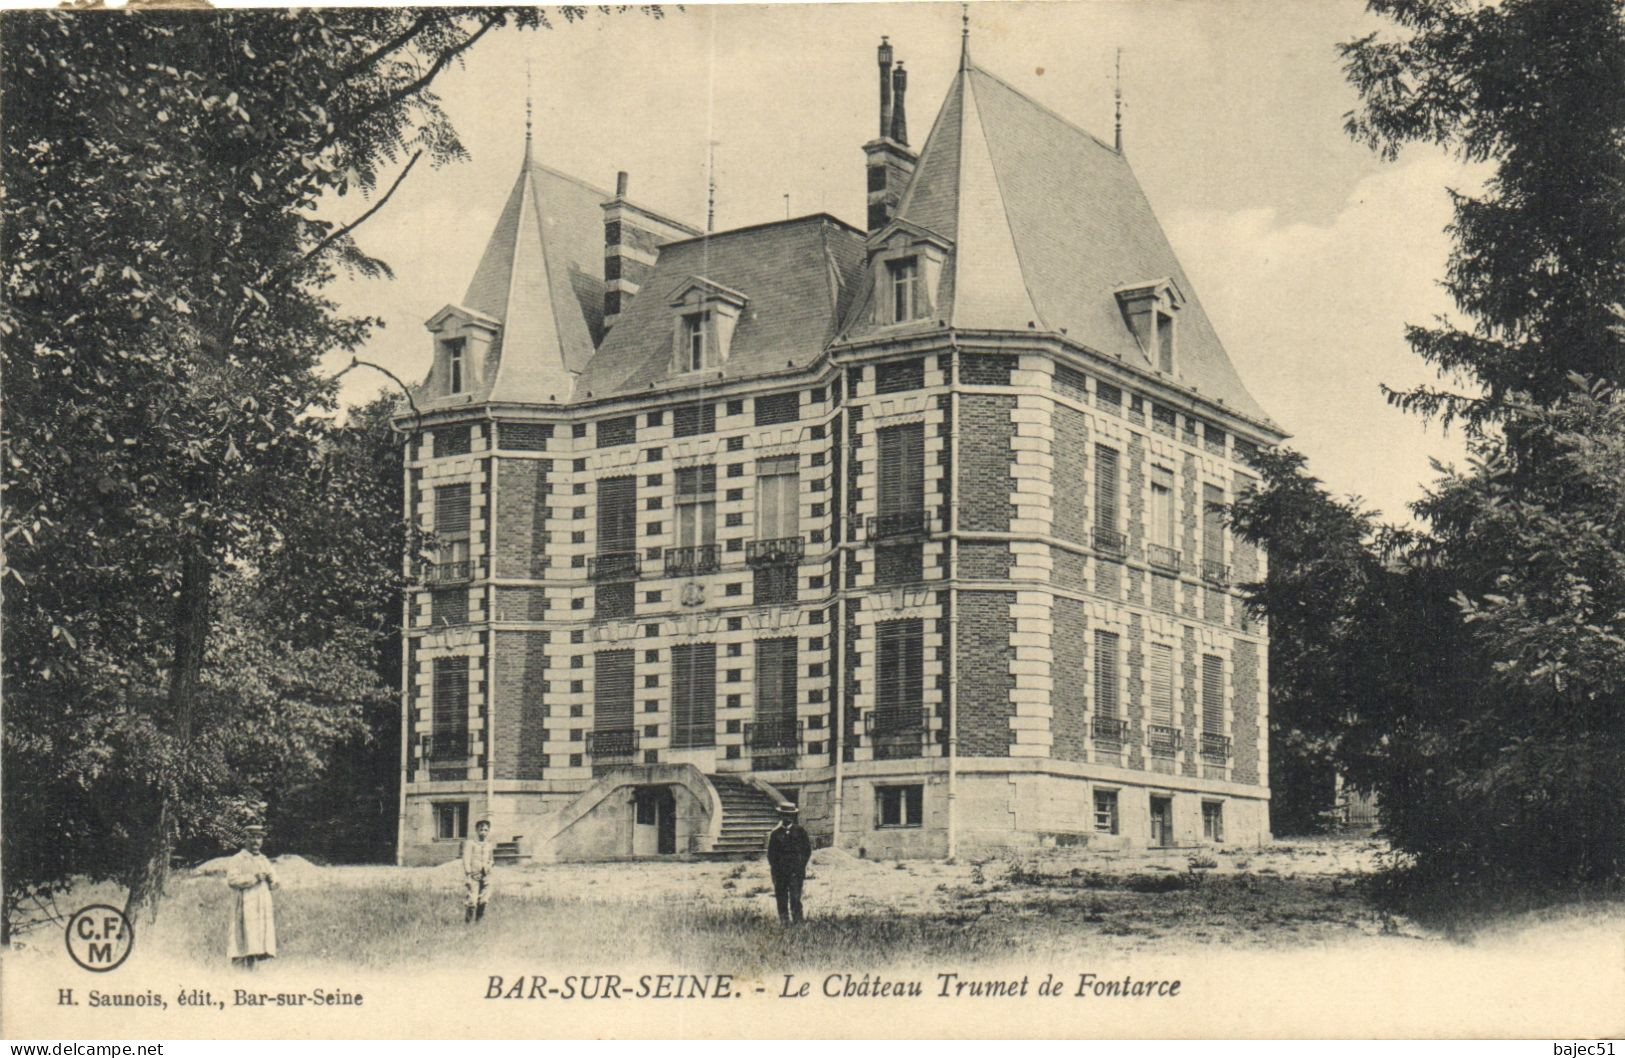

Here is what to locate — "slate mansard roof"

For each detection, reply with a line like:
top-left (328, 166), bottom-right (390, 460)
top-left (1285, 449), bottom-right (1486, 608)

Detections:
top-left (420, 51), bottom-right (1273, 429)
top-left (842, 58), bottom-right (1271, 424)
top-left (575, 215), bottom-right (867, 400)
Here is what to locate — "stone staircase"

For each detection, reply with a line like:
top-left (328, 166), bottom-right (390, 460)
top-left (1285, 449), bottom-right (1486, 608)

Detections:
top-left (703, 775), bottom-right (782, 859)
top-left (494, 838), bottom-right (529, 865)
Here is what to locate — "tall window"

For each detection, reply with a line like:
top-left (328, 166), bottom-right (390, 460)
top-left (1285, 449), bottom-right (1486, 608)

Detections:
top-left (434, 483), bottom-right (471, 576)
top-left (1150, 466), bottom-right (1176, 548)
top-left (1150, 642), bottom-right (1175, 727)
top-left (676, 465), bottom-right (717, 549)
top-left (1202, 654), bottom-right (1225, 735)
top-left (1093, 630), bottom-right (1120, 720)
top-left (444, 338), bottom-right (466, 394)
top-left (756, 456), bottom-right (799, 540)
top-left (683, 312), bottom-right (710, 371)
top-left (594, 650), bottom-right (634, 733)
top-left (432, 657), bottom-right (469, 758)
top-left (874, 619), bottom-right (923, 733)
top-left (888, 257), bottom-right (921, 322)
top-left (753, 638), bottom-right (799, 746)
top-left (596, 476), bottom-right (637, 554)
top-left (1203, 484), bottom-right (1225, 569)
top-left (671, 643), bottom-right (716, 748)
top-left (877, 423), bottom-right (925, 518)
top-left (1094, 446), bottom-right (1120, 532)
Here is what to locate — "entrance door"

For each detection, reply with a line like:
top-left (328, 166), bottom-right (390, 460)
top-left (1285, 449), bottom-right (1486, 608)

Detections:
top-left (633, 787), bottom-right (679, 856)
top-left (656, 789), bottom-right (677, 855)
top-left (1150, 796), bottom-right (1174, 847)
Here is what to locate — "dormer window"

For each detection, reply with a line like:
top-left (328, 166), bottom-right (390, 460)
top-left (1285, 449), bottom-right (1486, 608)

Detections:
top-left (889, 257), bottom-right (921, 322)
top-left (445, 338), bottom-right (466, 394)
top-left (1115, 278), bottom-right (1185, 374)
top-left (868, 220), bottom-right (949, 328)
top-left (667, 277), bottom-right (747, 376)
top-left (684, 311), bottom-right (711, 371)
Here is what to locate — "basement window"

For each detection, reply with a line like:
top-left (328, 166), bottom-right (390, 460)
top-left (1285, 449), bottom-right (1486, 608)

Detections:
top-left (876, 784), bottom-right (923, 828)
top-left (434, 801), bottom-right (469, 841)
top-left (1093, 790), bottom-right (1119, 835)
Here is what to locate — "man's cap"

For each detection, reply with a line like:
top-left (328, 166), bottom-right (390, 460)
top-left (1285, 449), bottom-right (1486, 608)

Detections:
top-left (474, 818), bottom-right (491, 827)
top-left (776, 803), bottom-right (800, 815)
top-left (244, 823), bottom-right (266, 834)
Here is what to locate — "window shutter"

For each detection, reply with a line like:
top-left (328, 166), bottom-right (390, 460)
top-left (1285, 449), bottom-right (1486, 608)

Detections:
top-left (754, 638), bottom-right (798, 728)
top-left (875, 619), bottom-right (923, 730)
top-left (435, 484), bottom-right (471, 535)
top-left (1151, 466), bottom-right (1175, 547)
top-left (1093, 630), bottom-right (1120, 719)
top-left (594, 650), bottom-right (634, 730)
top-left (1094, 447), bottom-right (1119, 531)
top-left (1204, 484), bottom-right (1226, 564)
top-left (1202, 654), bottom-right (1225, 734)
top-left (877, 423), bottom-right (924, 515)
top-left (1150, 643), bottom-right (1174, 726)
top-left (672, 644), bottom-right (716, 747)
top-left (433, 657), bottom-right (470, 746)
top-left (596, 476), bottom-right (637, 552)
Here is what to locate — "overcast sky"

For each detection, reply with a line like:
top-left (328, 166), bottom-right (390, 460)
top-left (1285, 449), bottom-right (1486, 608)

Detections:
top-left (323, 0), bottom-right (1481, 526)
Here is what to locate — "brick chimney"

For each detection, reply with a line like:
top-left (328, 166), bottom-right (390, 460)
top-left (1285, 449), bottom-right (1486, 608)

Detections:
top-left (863, 39), bottom-right (917, 234)
top-left (601, 170), bottom-right (701, 329)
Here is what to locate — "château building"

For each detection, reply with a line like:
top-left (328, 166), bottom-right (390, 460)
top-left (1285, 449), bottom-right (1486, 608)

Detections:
top-left (397, 33), bottom-right (1283, 864)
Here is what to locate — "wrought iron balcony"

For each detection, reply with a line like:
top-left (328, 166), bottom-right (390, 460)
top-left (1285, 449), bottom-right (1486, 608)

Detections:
top-left (1149, 724), bottom-right (1182, 756)
top-left (746, 718), bottom-right (801, 751)
top-left (585, 727), bottom-right (638, 760)
top-left (864, 707), bottom-right (933, 736)
top-left (1201, 560), bottom-right (1230, 586)
top-left (746, 536), bottom-right (805, 566)
top-left (662, 543), bottom-right (721, 578)
top-left (425, 559), bottom-right (477, 585)
top-left (587, 550), bottom-right (642, 581)
top-left (867, 508), bottom-right (932, 541)
top-left (1147, 544), bottom-right (1182, 574)
top-left (1093, 525), bottom-right (1127, 558)
top-left (1201, 732), bottom-right (1232, 761)
top-left (1092, 716), bottom-right (1130, 744)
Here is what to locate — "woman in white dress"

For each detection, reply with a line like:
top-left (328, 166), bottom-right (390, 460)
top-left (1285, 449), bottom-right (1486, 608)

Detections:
top-left (226, 825), bottom-right (277, 969)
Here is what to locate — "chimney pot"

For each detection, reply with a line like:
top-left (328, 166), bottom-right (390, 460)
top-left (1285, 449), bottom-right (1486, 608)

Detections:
top-left (890, 62), bottom-right (909, 145)
top-left (616, 171), bottom-right (630, 198)
top-left (878, 38), bottom-right (894, 140)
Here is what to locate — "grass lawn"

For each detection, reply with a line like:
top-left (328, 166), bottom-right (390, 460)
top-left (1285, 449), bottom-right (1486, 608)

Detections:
top-left (23, 837), bottom-right (1436, 972)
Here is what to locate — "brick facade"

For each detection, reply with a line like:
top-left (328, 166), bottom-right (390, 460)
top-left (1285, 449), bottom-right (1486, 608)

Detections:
top-left (956, 591), bottom-right (1015, 757)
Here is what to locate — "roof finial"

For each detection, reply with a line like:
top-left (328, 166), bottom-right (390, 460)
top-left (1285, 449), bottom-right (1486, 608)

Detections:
top-left (961, 3), bottom-right (971, 71)
top-left (1113, 47), bottom-right (1124, 153)
top-left (525, 60), bottom-right (534, 161)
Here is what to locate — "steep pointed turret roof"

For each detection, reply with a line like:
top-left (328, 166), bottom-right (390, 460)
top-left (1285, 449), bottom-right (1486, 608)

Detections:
top-left (458, 158), bottom-right (610, 404)
top-left (847, 56), bottom-right (1273, 425)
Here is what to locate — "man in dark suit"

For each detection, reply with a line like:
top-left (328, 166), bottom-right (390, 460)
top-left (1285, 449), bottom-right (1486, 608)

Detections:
top-left (765, 802), bottom-right (812, 926)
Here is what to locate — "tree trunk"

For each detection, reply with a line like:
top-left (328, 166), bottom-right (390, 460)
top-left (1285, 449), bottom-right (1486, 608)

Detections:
top-left (125, 548), bottom-right (211, 922)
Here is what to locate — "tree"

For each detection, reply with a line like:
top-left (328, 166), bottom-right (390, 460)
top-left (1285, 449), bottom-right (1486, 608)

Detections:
top-left (1, 7), bottom-right (655, 930)
top-left (1331, 0), bottom-right (1625, 896)
top-left (1342, 0), bottom-right (1625, 433)
top-left (1226, 448), bottom-right (1386, 833)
